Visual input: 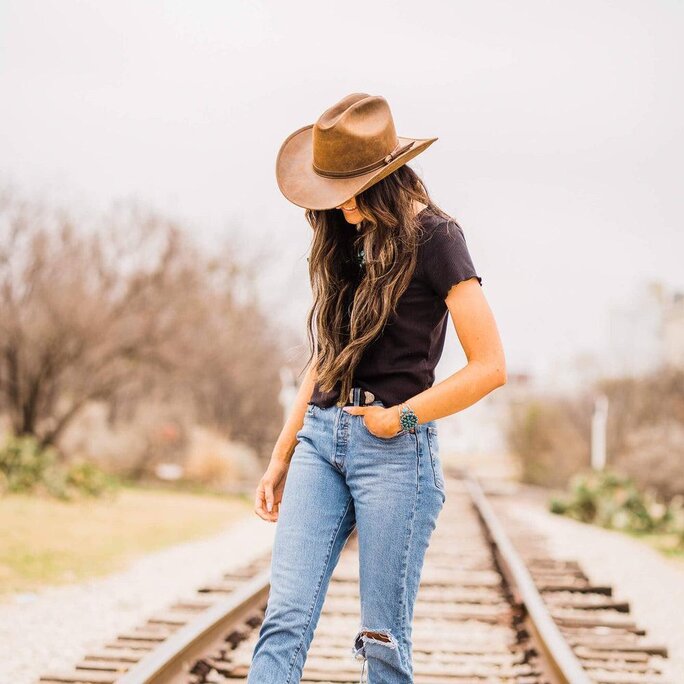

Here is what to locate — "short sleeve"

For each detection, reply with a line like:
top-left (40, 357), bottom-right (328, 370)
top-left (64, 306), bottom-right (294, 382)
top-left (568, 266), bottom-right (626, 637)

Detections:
top-left (420, 219), bottom-right (483, 299)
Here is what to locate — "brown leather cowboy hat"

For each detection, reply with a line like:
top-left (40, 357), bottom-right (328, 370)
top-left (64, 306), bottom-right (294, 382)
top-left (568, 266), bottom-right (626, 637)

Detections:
top-left (276, 93), bottom-right (438, 211)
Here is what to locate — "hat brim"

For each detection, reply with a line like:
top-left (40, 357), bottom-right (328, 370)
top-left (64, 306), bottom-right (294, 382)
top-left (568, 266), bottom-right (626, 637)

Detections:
top-left (276, 124), bottom-right (438, 211)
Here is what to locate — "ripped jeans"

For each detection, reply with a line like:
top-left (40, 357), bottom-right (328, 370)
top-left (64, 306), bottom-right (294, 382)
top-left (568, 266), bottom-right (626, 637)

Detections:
top-left (246, 394), bottom-right (446, 684)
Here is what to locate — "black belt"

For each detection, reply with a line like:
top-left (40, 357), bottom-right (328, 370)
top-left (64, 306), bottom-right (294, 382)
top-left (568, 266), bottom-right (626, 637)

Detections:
top-left (344, 387), bottom-right (377, 406)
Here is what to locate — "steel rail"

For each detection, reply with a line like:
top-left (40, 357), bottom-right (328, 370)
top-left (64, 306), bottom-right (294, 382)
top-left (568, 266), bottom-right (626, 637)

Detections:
top-left (116, 567), bottom-right (271, 684)
top-left (38, 471), bottom-right (670, 684)
top-left (463, 471), bottom-right (593, 684)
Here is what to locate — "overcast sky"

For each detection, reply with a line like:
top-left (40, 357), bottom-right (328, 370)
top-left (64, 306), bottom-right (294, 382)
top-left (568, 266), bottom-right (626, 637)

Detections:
top-left (1, 0), bottom-right (682, 383)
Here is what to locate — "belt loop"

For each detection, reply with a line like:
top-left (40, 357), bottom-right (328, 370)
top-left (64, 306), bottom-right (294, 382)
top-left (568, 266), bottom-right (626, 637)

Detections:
top-left (353, 387), bottom-right (361, 406)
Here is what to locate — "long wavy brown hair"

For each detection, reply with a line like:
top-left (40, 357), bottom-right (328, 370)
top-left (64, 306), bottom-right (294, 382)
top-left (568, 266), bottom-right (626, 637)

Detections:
top-left (303, 163), bottom-right (453, 406)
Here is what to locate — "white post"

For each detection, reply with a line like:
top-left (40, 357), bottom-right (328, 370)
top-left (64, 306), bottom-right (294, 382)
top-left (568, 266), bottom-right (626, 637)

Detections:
top-left (591, 393), bottom-right (609, 471)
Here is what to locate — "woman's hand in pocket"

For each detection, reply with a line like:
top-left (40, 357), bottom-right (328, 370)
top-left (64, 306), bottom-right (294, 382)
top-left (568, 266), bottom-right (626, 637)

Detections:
top-left (255, 457), bottom-right (290, 522)
top-left (343, 405), bottom-right (402, 438)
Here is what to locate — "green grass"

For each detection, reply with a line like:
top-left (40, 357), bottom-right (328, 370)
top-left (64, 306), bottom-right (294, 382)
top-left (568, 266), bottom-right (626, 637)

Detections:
top-left (0, 484), bottom-right (253, 596)
top-left (622, 529), bottom-right (684, 562)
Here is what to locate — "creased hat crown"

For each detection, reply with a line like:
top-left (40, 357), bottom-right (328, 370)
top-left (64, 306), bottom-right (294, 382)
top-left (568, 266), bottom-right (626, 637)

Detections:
top-left (312, 93), bottom-right (403, 178)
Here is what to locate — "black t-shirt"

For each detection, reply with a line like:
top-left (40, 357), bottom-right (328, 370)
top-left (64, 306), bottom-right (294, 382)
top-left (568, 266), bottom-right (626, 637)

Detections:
top-left (309, 209), bottom-right (483, 408)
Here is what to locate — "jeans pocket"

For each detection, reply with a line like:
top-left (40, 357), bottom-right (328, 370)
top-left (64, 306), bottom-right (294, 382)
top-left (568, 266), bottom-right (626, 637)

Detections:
top-left (426, 426), bottom-right (445, 492)
top-left (360, 415), bottom-right (407, 442)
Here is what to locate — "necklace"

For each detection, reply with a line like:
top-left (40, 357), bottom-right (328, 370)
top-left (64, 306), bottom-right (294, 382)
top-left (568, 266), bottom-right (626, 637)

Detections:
top-left (356, 248), bottom-right (366, 268)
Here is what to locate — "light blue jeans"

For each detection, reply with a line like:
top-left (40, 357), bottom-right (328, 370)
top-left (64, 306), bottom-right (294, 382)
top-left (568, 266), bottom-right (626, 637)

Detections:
top-left (247, 394), bottom-right (446, 683)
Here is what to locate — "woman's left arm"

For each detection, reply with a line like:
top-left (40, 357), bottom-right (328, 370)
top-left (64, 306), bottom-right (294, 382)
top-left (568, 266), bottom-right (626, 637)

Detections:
top-left (400, 276), bottom-right (506, 424)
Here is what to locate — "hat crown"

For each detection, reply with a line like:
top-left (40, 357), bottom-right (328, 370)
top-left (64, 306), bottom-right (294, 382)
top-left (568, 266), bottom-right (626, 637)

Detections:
top-left (312, 93), bottom-right (399, 176)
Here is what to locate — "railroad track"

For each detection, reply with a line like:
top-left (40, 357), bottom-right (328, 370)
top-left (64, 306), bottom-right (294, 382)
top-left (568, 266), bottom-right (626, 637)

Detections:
top-left (38, 469), bottom-right (672, 684)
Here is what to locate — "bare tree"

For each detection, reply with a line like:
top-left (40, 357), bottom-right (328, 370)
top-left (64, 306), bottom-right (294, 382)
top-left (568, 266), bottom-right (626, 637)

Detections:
top-left (0, 188), bottom-right (287, 461)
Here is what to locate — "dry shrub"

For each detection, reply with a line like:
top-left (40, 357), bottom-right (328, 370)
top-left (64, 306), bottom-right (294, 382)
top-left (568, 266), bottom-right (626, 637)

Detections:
top-left (599, 368), bottom-right (684, 457)
top-left (616, 419), bottom-right (684, 498)
top-left (183, 426), bottom-right (261, 490)
top-left (507, 367), bottom-right (684, 496)
top-left (506, 395), bottom-right (592, 487)
top-left (597, 367), bottom-right (684, 497)
top-left (59, 399), bottom-right (190, 479)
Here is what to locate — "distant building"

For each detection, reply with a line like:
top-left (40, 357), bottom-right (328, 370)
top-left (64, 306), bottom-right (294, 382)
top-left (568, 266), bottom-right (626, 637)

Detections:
top-left (531, 280), bottom-right (683, 394)
top-left (605, 280), bottom-right (666, 378)
top-left (600, 280), bottom-right (683, 378)
top-left (538, 351), bottom-right (605, 395)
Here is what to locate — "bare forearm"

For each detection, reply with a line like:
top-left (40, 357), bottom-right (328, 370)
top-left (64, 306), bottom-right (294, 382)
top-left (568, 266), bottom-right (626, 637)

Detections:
top-left (397, 360), bottom-right (505, 425)
top-left (271, 358), bottom-right (317, 463)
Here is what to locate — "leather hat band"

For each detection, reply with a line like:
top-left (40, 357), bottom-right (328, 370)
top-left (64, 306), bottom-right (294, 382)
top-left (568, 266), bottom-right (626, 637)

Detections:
top-left (312, 140), bottom-right (415, 179)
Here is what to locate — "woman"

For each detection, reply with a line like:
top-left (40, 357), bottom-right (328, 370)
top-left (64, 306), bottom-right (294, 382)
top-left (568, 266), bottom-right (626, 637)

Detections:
top-left (248, 93), bottom-right (506, 684)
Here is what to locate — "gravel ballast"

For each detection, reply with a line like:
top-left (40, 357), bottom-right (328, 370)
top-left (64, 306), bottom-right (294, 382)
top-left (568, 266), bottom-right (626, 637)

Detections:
top-left (4, 482), bottom-right (682, 682)
top-left (495, 488), bottom-right (684, 681)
